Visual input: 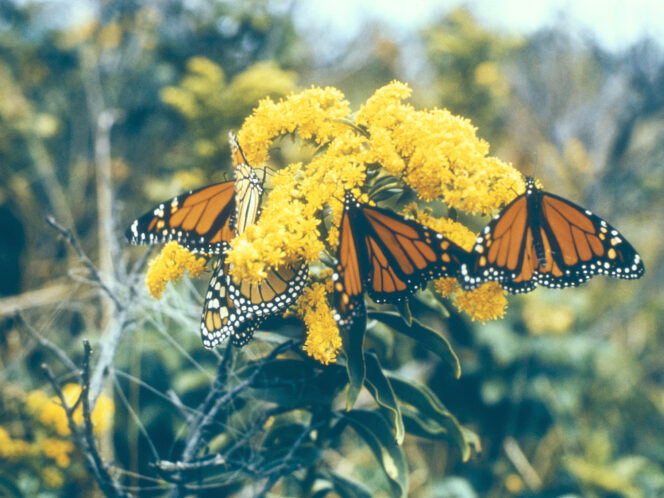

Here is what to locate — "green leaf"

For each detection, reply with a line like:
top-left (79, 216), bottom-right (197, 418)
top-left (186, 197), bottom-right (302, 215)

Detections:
top-left (242, 358), bottom-right (346, 407)
top-left (369, 311), bottom-right (461, 379)
top-left (364, 351), bottom-right (405, 444)
top-left (343, 409), bottom-right (409, 497)
top-left (387, 373), bottom-right (479, 462)
top-left (395, 299), bottom-right (412, 326)
top-left (412, 288), bottom-right (450, 318)
top-left (341, 312), bottom-right (367, 410)
top-left (321, 471), bottom-right (374, 498)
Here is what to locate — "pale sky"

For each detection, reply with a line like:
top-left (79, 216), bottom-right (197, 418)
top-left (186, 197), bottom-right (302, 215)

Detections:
top-left (294, 0), bottom-right (664, 52)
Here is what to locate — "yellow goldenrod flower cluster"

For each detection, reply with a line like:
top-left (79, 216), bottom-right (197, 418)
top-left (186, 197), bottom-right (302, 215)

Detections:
top-left (453, 282), bottom-right (508, 322)
top-left (0, 426), bottom-right (36, 459)
top-left (41, 466), bottom-right (65, 488)
top-left (1, 385), bottom-right (115, 482)
top-left (355, 81), bottom-right (523, 212)
top-left (147, 81), bottom-right (523, 363)
top-left (297, 282), bottom-right (342, 365)
top-left (41, 437), bottom-right (75, 467)
top-left (146, 241), bottom-right (207, 298)
top-left (26, 384), bottom-right (115, 436)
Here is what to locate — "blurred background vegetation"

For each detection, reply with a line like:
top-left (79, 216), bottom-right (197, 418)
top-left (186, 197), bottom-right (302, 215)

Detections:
top-left (1, 0), bottom-right (663, 496)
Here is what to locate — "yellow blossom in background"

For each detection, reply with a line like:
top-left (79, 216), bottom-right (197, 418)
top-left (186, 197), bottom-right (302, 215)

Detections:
top-left (146, 241), bottom-right (207, 298)
top-left (298, 283), bottom-right (342, 365)
top-left (98, 22), bottom-right (122, 50)
top-left (41, 437), bottom-right (75, 467)
top-left (41, 466), bottom-right (64, 488)
top-left (454, 282), bottom-right (507, 323)
top-left (32, 390), bottom-right (71, 436)
top-left (25, 385), bottom-right (115, 436)
top-left (0, 426), bottom-right (35, 459)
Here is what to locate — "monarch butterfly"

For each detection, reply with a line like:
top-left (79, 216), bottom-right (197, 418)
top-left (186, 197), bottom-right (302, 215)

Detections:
top-left (333, 191), bottom-right (470, 328)
top-left (460, 176), bottom-right (645, 293)
top-left (199, 135), bottom-right (308, 347)
top-left (127, 133), bottom-right (308, 347)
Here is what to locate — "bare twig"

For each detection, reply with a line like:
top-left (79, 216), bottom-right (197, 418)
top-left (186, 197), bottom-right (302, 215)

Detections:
top-left (89, 310), bottom-right (132, 406)
top-left (181, 341), bottom-right (294, 462)
top-left (15, 310), bottom-right (80, 375)
top-left (503, 436), bottom-right (543, 491)
top-left (164, 341), bottom-right (294, 497)
top-left (41, 341), bottom-right (131, 498)
top-left (256, 422), bottom-right (316, 497)
top-left (0, 283), bottom-right (87, 316)
top-left (45, 215), bottom-right (123, 312)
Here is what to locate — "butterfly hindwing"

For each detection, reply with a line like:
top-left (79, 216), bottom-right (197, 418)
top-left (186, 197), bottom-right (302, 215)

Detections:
top-left (200, 258), bottom-right (264, 348)
top-left (227, 263), bottom-right (309, 317)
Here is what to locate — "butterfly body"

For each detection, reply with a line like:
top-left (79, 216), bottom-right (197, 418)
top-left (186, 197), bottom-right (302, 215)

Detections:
top-left (333, 191), bottom-right (470, 328)
top-left (461, 177), bottom-right (645, 293)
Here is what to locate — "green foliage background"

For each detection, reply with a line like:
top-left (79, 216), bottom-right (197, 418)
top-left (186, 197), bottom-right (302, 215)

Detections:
top-left (1, 1), bottom-right (663, 497)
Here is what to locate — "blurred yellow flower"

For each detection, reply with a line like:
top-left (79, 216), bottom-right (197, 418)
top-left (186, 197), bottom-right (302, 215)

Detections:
top-left (41, 437), bottom-right (75, 467)
top-left (26, 385), bottom-right (115, 436)
top-left (99, 23), bottom-right (122, 50)
top-left (0, 426), bottom-right (35, 459)
top-left (42, 466), bottom-right (64, 488)
top-left (146, 241), bottom-right (207, 299)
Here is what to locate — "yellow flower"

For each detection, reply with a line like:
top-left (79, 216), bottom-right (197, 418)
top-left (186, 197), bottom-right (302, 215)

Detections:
top-left (38, 393), bottom-right (71, 436)
top-left (0, 426), bottom-right (35, 459)
top-left (42, 466), bottom-right (64, 488)
top-left (453, 282), bottom-right (507, 323)
top-left (435, 277), bottom-right (460, 298)
top-left (298, 282), bottom-right (342, 365)
top-left (41, 437), bottom-right (75, 467)
top-left (356, 81), bottom-right (523, 213)
top-left (27, 384), bottom-right (115, 436)
top-left (403, 204), bottom-right (478, 250)
top-left (146, 241), bottom-right (207, 298)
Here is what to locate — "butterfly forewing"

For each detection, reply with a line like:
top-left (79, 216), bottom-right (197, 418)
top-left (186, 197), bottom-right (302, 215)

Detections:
top-left (534, 191), bottom-right (644, 288)
top-left (126, 181), bottom-right (236, 254)
top-left (333, 199), bottom-right (368, 329)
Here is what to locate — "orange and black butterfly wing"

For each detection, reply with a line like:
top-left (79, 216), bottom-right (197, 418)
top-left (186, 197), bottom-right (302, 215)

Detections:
top-left (332, 194), bottom-right (369, 330)
top-left (126, 181), bottom-right (236, 254)
top-left (533, 190), bottom-right (645, 288)
top-left (460, 192), bottom-right (539, 293)
top-left (354, 197), bottom-right (470, 302)
top-left (228, 263), bottom-right (309, 317)
top-left (200, 258), bottom-right (264, 348)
